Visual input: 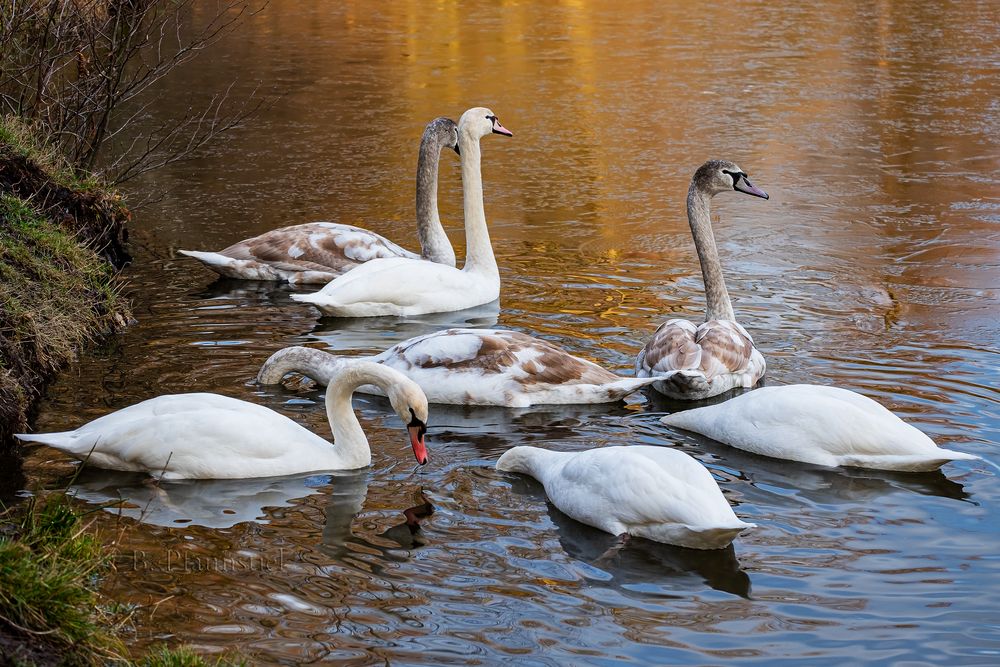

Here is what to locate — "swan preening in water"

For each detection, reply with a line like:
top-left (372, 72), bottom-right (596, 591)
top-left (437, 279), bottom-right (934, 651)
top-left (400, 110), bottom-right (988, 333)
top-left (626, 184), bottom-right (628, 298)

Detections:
top-left (15, 362), bottom-right (429, 480)
top-left (636, 160), bottom-right (769, 400)
top-left (291, 107), bottom-right (512, 317)
top-left (258, 329), bottom-right (659, 407)
top-left (662, 384), bottom-right (979, 472)
top-left (177, 117), bottom-right (460, 284)
top-left (496, 445), bottom-right (755, 549)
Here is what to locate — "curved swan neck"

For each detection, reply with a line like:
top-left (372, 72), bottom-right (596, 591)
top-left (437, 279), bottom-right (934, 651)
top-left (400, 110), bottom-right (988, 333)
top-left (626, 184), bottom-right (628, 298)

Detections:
top-left (687, 184), bottom-right (735, 322)
top-left (416, 132), bottom-right (456, 266)
top-left (499, 446), bottom-right (565, 479)
top-left (458, 132), bottom-right (498, 278)
top-left (257, 347), bottom-right (346, 386)
top-left (324, 362), bottom-right (405, 468)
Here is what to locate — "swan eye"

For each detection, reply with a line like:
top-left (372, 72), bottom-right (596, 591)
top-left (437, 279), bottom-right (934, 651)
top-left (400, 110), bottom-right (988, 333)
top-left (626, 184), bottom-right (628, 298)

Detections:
top-left (721, 169), bottom-right (747, 188)
top-left (486, 114), bottom-right (497, 122)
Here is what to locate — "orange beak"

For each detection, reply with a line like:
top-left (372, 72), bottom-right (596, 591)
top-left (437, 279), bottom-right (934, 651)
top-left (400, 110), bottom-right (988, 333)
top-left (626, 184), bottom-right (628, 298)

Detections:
top-left (408, 423), bottom-right (428, 465)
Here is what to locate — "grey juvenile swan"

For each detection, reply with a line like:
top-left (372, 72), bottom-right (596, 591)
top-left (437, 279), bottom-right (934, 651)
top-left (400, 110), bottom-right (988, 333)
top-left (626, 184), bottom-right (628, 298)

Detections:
top-left (635, 160), bottom-right (769, 400)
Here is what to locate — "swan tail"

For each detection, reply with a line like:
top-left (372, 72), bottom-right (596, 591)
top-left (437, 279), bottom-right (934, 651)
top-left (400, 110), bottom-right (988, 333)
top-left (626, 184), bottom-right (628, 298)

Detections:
top-left (14, 431), bottom-right (91, 456)
top-left (840, 449), bottom-right (979, 472)
top-left (676, 522), bottom-right (755, 550)
top-left (177, 249), bottom-right (237, 268)
top-left (650, 370), bottom-right (713, 399)
top-left (600, 376), bottom-right (660, 401)
top-left (289, 292), bottom-right (323, 304)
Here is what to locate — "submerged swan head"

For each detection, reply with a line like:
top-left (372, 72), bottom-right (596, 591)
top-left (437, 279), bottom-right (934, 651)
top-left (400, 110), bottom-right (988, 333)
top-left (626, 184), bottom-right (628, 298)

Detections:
top-left (458, 107), bottom-right (514, 140)
top-left (386, 376), bottom-right (430, 466)
top-left (692, 160), bottom-right (768, 200)
top-left (424, 116), bottom-right (461, 155)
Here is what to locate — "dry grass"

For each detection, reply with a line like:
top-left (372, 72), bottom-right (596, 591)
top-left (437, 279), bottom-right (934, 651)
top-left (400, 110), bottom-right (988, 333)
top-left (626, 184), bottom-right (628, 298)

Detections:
top-left (0, 118), bottom-right (131, 449)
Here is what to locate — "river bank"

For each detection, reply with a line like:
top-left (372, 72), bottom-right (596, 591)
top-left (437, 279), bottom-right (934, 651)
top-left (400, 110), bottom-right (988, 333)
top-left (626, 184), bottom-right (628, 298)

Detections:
top-left (0, 119), bottom-right (246, 665)
top-left (0, 117), bottom-right (131, 453)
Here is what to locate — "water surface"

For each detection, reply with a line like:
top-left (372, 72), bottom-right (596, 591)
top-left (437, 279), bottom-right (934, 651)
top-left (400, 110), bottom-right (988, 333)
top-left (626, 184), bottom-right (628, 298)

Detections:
top-left (19, 0), bottom-right (1000, 663)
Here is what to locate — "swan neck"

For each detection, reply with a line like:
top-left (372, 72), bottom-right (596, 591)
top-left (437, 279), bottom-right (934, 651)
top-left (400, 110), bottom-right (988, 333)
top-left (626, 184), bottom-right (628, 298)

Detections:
top-left (324, 362), bottom-right (402, 468)
top-left (687, 185), bottom-right (735, 322)
top-left (501, 447), bottom-right (564, 479)
top-left (458, 133), bottom-right (498, 278)
top-left (415, 135), bottom-right (456, 266)
top-left (257, 347), bottom-right (344, 386)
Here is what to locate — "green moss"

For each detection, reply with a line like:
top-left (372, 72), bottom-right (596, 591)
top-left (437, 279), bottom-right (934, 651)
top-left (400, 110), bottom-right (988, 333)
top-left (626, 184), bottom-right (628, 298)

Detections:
top-left (0, 495), bottom-right (124, 664)
top-left (138, 646), bottom-right (247, 667)
top-left (0, 495), bottom-right (247, 667)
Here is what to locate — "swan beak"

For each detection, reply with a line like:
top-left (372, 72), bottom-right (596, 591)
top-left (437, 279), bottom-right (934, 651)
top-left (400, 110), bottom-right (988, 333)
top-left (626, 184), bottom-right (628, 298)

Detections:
top-left (491, 118), bottom-right (513, 137)
top-left (734, 175), bottom-right (769, 199)
top-left (408, 423), bottom-right (428, 465)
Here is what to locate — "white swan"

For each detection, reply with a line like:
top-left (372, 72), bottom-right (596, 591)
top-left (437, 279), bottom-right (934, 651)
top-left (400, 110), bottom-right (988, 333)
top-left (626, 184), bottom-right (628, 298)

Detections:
top-left (636, 160), bottom-right (769, 400)
top-left (291, 107), bottom-right (512, 316)
top-left (257, 329), bottom-right (659, 407)
top-left (177, 117), bottom-right (460, 284)
top-left (15, 362), bottom-right (429, 479)
top-left (496, 446), bottom-right (755, 550)
top-left (661, 384), bottom-right (979, 472)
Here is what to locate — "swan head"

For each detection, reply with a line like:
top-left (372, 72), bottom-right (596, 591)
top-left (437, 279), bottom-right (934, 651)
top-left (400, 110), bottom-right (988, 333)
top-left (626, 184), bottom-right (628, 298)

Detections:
top-left (425, 116), bottom-right (460, 156)
top-left (387, 378), bottom-right (430, 466)
top-left (693, 160), bottom-right (768, 200)
top-left (495, 446), bottom-right (534, 475)
top-left (458, 107), bottom-right (513, 140)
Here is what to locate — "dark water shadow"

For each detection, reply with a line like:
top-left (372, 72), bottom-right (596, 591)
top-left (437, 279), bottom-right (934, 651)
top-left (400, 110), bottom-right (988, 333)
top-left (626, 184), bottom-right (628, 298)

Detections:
top-left (307, 300), bottom-right (501, 352)
top-left (506, 474), bottom-right (752, 598)
top-left (191, 276), bottom-right (299, 302)
top-left (0, 448), bottom-right (27, 508)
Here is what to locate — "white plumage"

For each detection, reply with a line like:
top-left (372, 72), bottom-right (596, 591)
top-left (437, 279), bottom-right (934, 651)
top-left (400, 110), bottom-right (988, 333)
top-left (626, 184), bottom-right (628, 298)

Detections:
top-left (661, 384), bottom-right (979, 472)
top-left (291, 107), bottom-right (512, 317)
top-left (15, 362), bottom-right (429, 480)
top-left (496, 445), bottom-right (754, 550)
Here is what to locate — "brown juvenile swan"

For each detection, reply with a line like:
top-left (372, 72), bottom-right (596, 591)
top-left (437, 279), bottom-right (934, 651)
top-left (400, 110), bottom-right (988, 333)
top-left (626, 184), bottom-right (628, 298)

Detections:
top-left (178, 117), bottom-right (460, 284)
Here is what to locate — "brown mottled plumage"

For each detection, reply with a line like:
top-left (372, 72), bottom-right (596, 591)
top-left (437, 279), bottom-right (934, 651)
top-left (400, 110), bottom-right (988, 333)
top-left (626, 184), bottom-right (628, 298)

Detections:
top-left (637, 160), bottom-right (769, 400)
top-left (258, 329), bottom-right (658, 407)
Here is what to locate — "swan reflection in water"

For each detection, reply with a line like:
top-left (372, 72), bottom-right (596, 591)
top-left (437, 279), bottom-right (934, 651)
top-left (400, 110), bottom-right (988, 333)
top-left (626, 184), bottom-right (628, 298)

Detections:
top-left (505, 474), bottom-right (752, 598)
top-left (70, 469), bottom-right (331, 529)
top-left (307, 300), bottom-right (501, 352)
top-left (322, 481), bottom-right (435, 558)
top-left (69, 468), bottom-right (436, 552)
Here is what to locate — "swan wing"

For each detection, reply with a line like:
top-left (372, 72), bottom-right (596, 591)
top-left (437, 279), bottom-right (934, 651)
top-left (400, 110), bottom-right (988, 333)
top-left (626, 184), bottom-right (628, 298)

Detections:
top-left (662, 385), bottom-right (975, 470)
top-left (18, 393), bottom-right (334, 479)
top-left (373, 329), bottom-right (634, 405)
top-left (549, 447), bottom-right (742, 530)
top-left (187, 222), bottom-right (418, 276)
top-left (392, 329), bottom-right (617, 383)
top-left (298, 257), bottom-right (460, 304)
top-left (638, 319), bottom-right (758, 379)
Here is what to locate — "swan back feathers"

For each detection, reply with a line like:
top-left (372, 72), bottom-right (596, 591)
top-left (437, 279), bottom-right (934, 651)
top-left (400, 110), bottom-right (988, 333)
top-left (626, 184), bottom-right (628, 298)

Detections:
top-left (389, 329), bottom-right (620, 387)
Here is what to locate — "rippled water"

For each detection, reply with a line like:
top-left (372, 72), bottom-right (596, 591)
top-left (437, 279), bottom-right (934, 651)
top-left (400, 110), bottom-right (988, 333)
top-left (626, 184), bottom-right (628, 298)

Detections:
top-left (15, 0), bottom-right (1000, 663)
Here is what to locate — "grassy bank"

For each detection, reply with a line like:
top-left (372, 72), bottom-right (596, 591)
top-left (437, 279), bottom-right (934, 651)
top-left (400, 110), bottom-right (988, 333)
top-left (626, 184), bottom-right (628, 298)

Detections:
top-left (0, 116), bottom-right (131, 449)
top-left (0, 494), bottom-right (245, 666)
